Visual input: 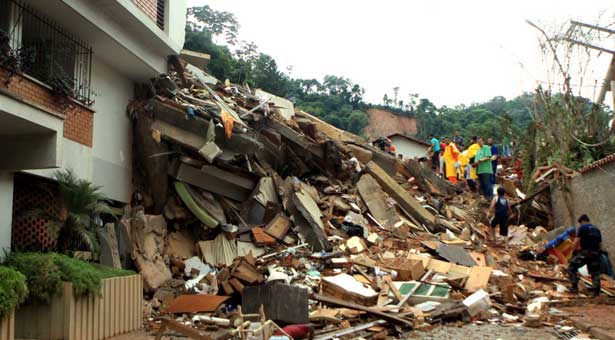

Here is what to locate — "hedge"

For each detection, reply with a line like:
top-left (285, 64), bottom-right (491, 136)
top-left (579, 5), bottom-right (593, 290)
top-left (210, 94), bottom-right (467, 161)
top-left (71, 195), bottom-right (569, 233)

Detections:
top-left (5, 252), bottom-right (135, 304)
top-left (0, 265), bottom-right (28, 316)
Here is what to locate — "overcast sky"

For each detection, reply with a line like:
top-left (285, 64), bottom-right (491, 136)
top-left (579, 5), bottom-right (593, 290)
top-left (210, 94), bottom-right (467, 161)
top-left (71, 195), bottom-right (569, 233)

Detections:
top-left (186, 0), bottom-right (615, 107)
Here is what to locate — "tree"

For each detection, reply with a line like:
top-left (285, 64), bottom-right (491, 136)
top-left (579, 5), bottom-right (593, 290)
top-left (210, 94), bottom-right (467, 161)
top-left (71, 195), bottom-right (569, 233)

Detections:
top-left (187, 5), bottom-right (240, 45)
top-left (347, 110), bottom-right (369, 135)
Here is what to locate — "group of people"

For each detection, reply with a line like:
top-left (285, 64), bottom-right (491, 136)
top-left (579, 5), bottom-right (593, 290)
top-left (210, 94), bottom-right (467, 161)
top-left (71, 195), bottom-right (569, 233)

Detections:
top-left (429, 133), bottom-right (512, 250)
top-left (426, 133), bottom-right (607, 296)
top-left (428, 132), bottom-right (499, 200)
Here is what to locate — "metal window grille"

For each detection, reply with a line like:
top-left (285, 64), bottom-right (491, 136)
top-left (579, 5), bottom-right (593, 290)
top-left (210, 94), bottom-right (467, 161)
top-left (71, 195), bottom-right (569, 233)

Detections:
top-left (156, 0), bottom-right (165, 30)
top-left (0, 0), bottom-right (93, 105)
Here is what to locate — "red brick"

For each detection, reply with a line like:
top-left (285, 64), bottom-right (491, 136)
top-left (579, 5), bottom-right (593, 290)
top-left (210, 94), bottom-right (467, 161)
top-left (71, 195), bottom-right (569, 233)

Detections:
top-left (0, 67), bottom-right (94, 147)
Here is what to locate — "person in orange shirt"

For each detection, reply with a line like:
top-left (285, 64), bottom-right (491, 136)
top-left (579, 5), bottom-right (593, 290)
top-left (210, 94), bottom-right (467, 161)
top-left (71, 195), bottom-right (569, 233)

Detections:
top-left (442, 137), bottom-right (460, 184)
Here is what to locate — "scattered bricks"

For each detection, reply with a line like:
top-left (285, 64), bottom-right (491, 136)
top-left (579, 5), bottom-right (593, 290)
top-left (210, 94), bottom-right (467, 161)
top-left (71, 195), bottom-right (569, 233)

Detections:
top-left (251, 227), bottom-right (277, 246)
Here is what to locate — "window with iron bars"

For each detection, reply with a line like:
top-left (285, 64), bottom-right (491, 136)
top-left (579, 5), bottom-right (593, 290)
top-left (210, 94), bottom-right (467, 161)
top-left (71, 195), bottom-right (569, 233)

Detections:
top-left (0, 0), bottom-right (93, 105)
top-left (156, 0), bottom-right (165, 30)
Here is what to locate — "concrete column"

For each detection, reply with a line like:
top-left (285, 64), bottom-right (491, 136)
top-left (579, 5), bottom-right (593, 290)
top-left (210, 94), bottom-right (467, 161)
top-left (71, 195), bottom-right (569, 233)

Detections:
top-left (0, 171), bottom-right (14, 260)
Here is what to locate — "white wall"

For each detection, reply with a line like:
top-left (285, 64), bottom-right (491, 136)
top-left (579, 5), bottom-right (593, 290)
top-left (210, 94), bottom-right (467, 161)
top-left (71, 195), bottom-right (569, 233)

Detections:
top-left (30, 56), bottom-right (136, 203)
top-left (90, 56), bottom-right (134, 203)
top-left (167, 0), bottom-right (187, 49)
top-left (390, 136), bottom-right (429, 160)
top-left (0, 171), bottom-right (14, 259)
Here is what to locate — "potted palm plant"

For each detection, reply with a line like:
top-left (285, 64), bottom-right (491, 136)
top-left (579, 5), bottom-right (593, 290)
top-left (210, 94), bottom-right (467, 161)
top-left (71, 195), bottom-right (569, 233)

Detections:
top-left (44, 169), bottom-right (112, 255)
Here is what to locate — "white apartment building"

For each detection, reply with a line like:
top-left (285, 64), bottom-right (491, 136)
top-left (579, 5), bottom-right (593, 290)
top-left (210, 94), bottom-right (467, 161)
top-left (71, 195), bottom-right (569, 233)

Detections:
top-left (0, 0), bottom-right (187, 256)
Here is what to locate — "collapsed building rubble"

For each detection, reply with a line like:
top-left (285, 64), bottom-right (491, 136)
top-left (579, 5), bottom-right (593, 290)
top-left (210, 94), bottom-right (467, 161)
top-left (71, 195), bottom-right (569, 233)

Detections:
top-left (117, 59), bottom-right (615, 339)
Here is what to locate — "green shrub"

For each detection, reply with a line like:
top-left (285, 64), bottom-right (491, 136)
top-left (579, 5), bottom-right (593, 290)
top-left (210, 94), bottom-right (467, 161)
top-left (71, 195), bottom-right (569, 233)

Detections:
top-left (53, 254), bottom-right (103, 297)
top-left (6, 252), bottom-right (137, 303)
top-left (5, 252), bottom-right (62, 304)
top-left (91, 264), bottom-right (136, 279)
top-left (0, 266), bottom-right (28, 316)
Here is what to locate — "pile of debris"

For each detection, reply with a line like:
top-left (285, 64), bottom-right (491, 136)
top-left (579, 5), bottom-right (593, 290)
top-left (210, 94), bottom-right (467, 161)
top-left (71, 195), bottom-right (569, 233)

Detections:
top-left (114, 58), bottom-right (614, 339)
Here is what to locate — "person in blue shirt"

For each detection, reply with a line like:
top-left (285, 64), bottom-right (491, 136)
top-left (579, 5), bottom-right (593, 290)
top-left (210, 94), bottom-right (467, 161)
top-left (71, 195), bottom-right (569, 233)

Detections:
top-left (428, 134), bottom-right (440, 171)
top-left (568, 214), bottom-right (603, 296)
top-left (489, 187), bottom-right (512, 248)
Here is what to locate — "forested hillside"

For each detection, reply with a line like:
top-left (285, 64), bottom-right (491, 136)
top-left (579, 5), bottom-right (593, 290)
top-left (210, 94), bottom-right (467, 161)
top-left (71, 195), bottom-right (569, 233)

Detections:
top-left (184, 5), bottom-right (534, 143)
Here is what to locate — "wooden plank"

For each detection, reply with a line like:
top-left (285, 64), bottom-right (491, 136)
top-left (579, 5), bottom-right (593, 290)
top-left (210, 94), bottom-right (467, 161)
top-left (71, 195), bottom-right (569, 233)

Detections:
top-left (8, 310), bottom-right (14, 340)
top-left (266, 118), bottom-right (324, 158)
top-left (314, 320), bottom-right (387, 340)
top-left (63, 283), bottom-right (74, 340)
top-left (121, 277), bottom-right (127, 334)
top-left (264, 214), bottom-right (291, 240)
top-left (404, 159), bottom-right (460, 197)
top-left (385, 277), bottom-right (402, 302)
top-left (464, 266), bottom-right (493, 292)
top-left (426, 259), bottom-right (453, 274)
top-left (130, 276), bottom-right (136, 332)
top-left (139, 276), bottom-right (144, 330)
top-left (231, 258), bottom-right (264, 284)
top-left (311, 293), bottom-right (414, 327)
top-left (114, 278), bottom-right (120, 336)
top-left (228, 278), bottom-right (245, 295)
top-left (366, 161), bottom-right (437, 230)
top-left (93, 294), bottom-right (99, 340)
top-left (356, 173), bottom-right (401, 229)
top-left (83, 296), bottom-right (89, 340)
top-left (105, 279), bottom-right (111, 338)
top-left (156, 317), bottom-right (215, 340)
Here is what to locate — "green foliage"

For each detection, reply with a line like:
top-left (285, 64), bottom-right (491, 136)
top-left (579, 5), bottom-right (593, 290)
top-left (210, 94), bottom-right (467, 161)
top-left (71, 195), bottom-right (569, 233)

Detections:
top-left (34, 169), bottom-right (112, 255)
top-left (184, 5), bottom-right (370, 135)
top-left (5, 252), bottom-right (63, 304)
top-left (0, 266), bottom-right (28, 316)
top-left (187, 5), bottom-right (239, 45)
top-left (413, 94), bottom-right (534, 147)
top-left (53, 254), bottom-right (104, 297)
top-left (5, 252), bottom-right (135, 303)
top-left (521, 87), bottom-right (615, 189)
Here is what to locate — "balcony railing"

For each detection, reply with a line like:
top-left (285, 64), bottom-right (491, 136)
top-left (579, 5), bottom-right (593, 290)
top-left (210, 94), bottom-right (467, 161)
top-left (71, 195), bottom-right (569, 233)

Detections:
top-left (0, 0), bottom-right (93, 105)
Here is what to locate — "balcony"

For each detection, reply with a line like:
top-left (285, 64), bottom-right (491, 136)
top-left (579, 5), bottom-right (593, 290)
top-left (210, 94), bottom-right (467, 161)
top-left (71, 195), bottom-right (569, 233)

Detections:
top-left (0, 0), bottom-right (93, 105)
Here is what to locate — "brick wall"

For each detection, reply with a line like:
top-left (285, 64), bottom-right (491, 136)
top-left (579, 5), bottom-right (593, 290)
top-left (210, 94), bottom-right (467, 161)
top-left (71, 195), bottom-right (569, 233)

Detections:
top-left (0, 68), bottom-right (94, 147)
top-left (132, 0), bottom-right (158, 22)
top-left (551, 161), bottom-right (615, 258)
top-left (63, 108), bottom-right (94, 147)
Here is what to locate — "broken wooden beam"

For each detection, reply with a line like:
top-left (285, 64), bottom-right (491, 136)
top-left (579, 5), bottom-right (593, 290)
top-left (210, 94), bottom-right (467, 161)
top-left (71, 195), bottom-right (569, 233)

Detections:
top-left (365, 161), bottom-right (437, 231)
top-left (266, 118), bottom-right (324, 158)
top-left (404, 159), bottom-right (461, 196)
top-left (155, 317), bottom-right (214, 340)
top-left (310, 293), bottom-right (414, 327)
top-left (313, 320), bottom-right (387, 340)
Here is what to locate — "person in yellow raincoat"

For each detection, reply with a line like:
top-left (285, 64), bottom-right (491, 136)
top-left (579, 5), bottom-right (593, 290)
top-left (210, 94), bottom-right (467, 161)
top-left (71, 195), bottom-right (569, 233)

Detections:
top-left (442, 137), bottom-right (460, 184)
top-left (465, 136), bottom-right (480, 192)
top-left (458, 151), bottom-right (469, 187)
